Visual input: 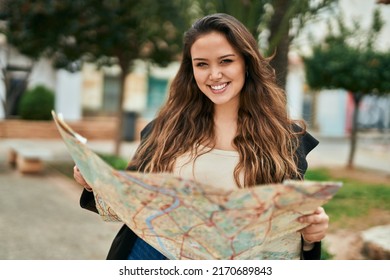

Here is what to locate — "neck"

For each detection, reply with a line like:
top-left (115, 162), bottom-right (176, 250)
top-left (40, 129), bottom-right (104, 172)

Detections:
top-left (213, 102), bottom-right (239, 124)
top-left (212, 103), bottom-right (239, 151)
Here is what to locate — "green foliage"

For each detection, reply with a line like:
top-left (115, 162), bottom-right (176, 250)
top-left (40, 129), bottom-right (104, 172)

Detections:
top-left (305, 168), bottom-right (331, 181)
top-left (17, 85), bottom-right (55, 120)
top-left (194, 0), bottom-right (266, 37)
top-left (194, 0), bottom-right (336, 47)
top-left (0, 0), bottom-right (192, 71)
top-left (324, 181), bottom-right (390, 222)
top-left (304, 42), bottom-right (390, 95)
top-left (98, 153), bottom-right (128, 170)
top-left (303, 9), bottom-right (390, 95)
top-left (305, 168), bottom-right (390, 223)
top-left (321, 245), bottom-right (334, 260)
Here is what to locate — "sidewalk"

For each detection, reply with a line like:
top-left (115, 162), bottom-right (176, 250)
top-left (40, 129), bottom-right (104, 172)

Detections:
top-left (0, 135), bottom-right (389, 259)
top-left (308, 133), bottom-right (390, 174)
top-left (0, 140), bottom-right (124, 260)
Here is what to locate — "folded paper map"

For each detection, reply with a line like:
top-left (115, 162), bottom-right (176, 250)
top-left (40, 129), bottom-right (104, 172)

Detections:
top-left (52, 111), bottom-right (342, 260)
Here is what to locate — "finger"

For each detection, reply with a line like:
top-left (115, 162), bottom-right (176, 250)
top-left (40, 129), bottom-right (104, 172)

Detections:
top-left (300, 223), bottom-right (316, 234)
top-left (300, 223), bottom-right (328, 235)
top-left (298, 209), bottom-right (328, 224)
top-left (297, 209), bottom-right (317, 223)
top-left (73, 170), bottom-right (82, 181)
top-left (300, 224), bottom-right (327, 237)
top-left (301, 231), bottom-right (326, 243)
top-left (73, 171), bottom-right (87, 185)
top-left (300, 223), bottom-right (328, 242)
top-left (298, 215), bottom-right (317, 224)
top-left (73, 171), bottom-right (79, 181)
top-left (299, 215), bottom-right (323, 224)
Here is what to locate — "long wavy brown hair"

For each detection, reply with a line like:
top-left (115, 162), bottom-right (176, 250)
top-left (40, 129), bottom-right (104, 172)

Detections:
top-left (129, 13), bottom-right (305, 188)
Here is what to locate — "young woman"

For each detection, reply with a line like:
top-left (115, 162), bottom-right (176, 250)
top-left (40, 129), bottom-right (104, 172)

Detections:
top-left (74, 13), bottom-right (328, 260)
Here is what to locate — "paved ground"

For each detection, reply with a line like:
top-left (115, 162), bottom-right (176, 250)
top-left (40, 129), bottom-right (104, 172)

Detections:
top-left (0, 132), bottom-right (389, 260)
top-left (0, 141), bottom-right (125, 260)
top-left (307, 133), bottom-right (390, 174)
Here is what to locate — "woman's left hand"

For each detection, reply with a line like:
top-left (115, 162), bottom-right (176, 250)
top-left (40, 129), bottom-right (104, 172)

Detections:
top-left (298, 207), bottom-right (329, 243)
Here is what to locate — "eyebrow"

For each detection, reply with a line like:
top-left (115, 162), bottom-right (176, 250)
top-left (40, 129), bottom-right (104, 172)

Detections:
top-left (192, 54), bottom-right (236, 61)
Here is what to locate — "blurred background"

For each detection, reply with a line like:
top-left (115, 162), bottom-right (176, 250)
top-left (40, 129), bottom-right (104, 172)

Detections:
top-left (0, 0), bottom-right (389, 260)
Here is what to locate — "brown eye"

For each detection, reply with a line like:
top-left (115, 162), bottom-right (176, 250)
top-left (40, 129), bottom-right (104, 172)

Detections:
top-left (221, 59), bottom-right (233, 64)
top-left (196, 62), bottom-right (207, 67)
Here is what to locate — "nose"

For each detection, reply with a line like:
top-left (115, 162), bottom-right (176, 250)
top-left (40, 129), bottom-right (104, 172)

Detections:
top-left (209, 67), bottom-right (222, 80)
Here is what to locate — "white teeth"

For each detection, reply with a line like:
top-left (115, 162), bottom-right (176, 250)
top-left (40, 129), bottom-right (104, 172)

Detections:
top-left (211, 83), bottom-right (227, 90)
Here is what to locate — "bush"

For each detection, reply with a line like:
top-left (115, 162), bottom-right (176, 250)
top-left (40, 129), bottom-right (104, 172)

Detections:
top-left (98, 153), bottom-right (128, 170)
top-left (18, 85), bottom-right (55, 120)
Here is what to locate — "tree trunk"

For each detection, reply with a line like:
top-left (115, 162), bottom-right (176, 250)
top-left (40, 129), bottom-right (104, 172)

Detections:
top-left (268, 0), bottom-right (292, 90)
top-left (347, 92), bottom-right (363, 169)
top-left (311, 91), bottom-right (319, 131)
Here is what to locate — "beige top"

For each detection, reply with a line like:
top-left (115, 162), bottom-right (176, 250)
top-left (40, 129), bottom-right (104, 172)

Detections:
top-left (173, 145), bottom-right (242, 190)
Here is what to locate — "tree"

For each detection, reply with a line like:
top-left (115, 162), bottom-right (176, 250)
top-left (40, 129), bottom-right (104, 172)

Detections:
top-left (0, 0), bottom-right (191, 154)
top-left (303, 9), bottom-right (390, 168)
top-left (194, 0), bottom-right (337, 89)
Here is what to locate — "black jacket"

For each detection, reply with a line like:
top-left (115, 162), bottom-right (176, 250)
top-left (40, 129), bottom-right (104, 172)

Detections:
top-left (80, 122), bottom-right (321, 260)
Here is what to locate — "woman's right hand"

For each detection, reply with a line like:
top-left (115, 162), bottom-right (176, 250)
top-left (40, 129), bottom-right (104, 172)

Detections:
top-left (73, 165), bottom-right (93, 192)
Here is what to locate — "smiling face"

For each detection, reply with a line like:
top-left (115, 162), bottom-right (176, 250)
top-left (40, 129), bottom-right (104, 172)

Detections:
top-left (191, 31), bottom-right (246, 111)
